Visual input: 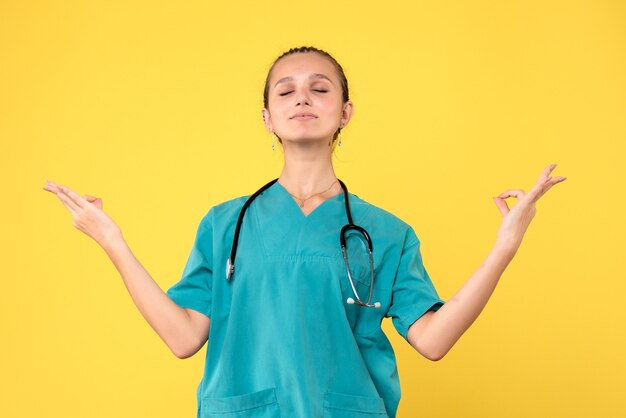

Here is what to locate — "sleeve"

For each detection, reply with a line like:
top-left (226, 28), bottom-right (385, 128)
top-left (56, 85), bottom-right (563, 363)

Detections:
top-left (387, 227), bottom-right (445, 340)
top-left (165, 209), bottom-right (214, 318)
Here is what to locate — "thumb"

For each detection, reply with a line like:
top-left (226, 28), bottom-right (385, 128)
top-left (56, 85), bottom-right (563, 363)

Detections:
top-left (83, 195), bottom-right (103, 208)
top-left (492, 196), bottom-right (509, 217)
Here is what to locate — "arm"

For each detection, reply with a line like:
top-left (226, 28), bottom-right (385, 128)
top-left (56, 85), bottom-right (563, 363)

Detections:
top-left (43, 181), bottom-right (210, 359)
top-left (407, 164), bottom-right (566, 361)
top-left (101, 235), bottom-right (210, 359)
top-left (407, 242), bottom-right (513, 361)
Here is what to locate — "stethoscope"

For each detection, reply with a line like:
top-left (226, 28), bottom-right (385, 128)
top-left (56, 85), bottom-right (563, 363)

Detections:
top-left (225, 179), bottom-right (381, 308)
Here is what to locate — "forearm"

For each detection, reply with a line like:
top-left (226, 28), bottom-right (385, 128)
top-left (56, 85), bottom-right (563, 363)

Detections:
top-left (101, 234), bottom-right (205, 358)
top-left (409, 240), bottom-right (517, 360)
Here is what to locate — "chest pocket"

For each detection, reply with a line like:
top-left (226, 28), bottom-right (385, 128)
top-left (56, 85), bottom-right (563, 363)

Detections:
top-left (337, 232), bottom-right (387, 336)
top-left (341, 230), bottom-right (375, 291)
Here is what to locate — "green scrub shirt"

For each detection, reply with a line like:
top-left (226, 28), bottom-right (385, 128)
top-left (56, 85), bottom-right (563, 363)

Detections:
top-left (166, 182), bottom-right (445, 418)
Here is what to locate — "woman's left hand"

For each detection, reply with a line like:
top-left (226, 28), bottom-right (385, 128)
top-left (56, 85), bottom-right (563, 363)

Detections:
top-left (493, 164), bottom-right (566, 251)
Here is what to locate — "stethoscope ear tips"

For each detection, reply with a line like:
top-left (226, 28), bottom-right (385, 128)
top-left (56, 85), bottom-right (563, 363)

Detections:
top-left (373, 302), bottom-right (381, 308)
top-left (346, 297), bottom-right (355, 305)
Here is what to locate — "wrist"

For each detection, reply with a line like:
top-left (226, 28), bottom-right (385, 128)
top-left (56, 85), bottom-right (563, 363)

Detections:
top-left (480, 240), bottom-right (517, 276)
top-left (100, 229), bottom-right (125, 253)
top-left (493, 235), bottom-right (520, 258)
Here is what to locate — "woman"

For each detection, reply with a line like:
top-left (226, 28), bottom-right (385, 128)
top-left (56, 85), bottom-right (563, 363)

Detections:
top-left (43, 46), bottom-right (565, 417)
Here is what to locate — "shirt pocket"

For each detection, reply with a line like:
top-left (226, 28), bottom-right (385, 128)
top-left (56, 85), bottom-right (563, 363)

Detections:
top-left (201, 388), bottom-right (281, 417)
top-left (335, 253), bottom-right (387, 337)
top-left (341, 229), bottom-right (375, 288)
top-left (323, 392), bottom-right (389, 418)
top-left (338, 234), bottom-right (375, 307)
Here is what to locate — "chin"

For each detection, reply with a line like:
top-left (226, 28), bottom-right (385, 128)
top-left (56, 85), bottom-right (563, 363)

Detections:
top-left (282, 131), bottom-right (335, 144)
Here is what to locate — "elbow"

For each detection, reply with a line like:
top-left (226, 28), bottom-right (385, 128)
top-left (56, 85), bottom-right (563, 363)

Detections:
top-left (423, 349), bottom-right (446, 362)
top-left (416, 342), bottom-right (450, 362)
top-left (171, 347), bottom-right (195, 359)
top-left (409, 329), bottom-right (454, 361)
top-left (169, 337), bottom-right (205, 359)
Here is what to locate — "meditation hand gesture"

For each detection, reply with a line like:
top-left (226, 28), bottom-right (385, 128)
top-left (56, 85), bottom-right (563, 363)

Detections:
top-left (43, 180), bottom-right (121, 247)
top-left (493, 164), bottom-right (566, 251)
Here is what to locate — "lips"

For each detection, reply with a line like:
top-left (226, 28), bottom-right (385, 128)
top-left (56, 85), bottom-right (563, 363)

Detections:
top-left (290, 112), bottom-right (317, 119)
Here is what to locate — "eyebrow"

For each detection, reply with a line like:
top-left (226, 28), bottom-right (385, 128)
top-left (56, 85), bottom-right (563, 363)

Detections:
top-left (274, 73), bottom-right (334, 88)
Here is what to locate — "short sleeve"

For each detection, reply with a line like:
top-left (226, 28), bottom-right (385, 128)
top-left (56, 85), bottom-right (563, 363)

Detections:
top-left (166, 209), bottom-right (214, 318)
top-left (387, 227), bottom-right (445, 340)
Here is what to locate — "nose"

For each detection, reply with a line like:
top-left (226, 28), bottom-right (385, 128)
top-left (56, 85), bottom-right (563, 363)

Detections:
top-left (296, 96), bottom-right (311, 106)
top-left (295, 88), bottom-right (311, 106)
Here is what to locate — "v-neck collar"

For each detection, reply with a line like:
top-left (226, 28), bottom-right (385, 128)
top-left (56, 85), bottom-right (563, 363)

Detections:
top-left (273, 180), bottom-right (345, 219)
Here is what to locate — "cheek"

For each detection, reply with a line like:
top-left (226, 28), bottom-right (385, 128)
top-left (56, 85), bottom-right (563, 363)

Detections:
top-left (266, 105), bottom-right (288, 123)
top-left (320, 98), bottom-right (343, 115)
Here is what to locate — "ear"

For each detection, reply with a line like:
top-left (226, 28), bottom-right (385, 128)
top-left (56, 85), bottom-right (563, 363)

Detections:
top-left (339, 100), bottom-right (354, 129)
top-left (262, 108), bottom-right (273, 132)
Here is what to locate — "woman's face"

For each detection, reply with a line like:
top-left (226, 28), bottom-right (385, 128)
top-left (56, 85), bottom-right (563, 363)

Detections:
top-left (262, 52), bottom-right (353, 145)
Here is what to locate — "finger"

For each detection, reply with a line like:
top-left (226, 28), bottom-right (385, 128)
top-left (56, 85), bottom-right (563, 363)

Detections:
top-left (538, 175), bottom-right (567, 196)
top-left (55, 192), bottom-right (79, 217)
top-left (45, 180), bottom-right (61, 190)
top-left (44, 180), bottom-right (60, 193)
top-left (43, 184), bottom-right (62, 195)
top-left (529, 167), bottom-right (567, 199)
top-left (492, 197), bottom-right (510, 216)
top-left (84, 195), bottom-right (103, 208)
top-left (497, 189), bottom-right (526, 200)
top-left (539, 163), bottom-right (557, 180)
top-left (545, 176), bottom-right (567, 188)
top-left (57, 188), bottom-right (80, 212)
top-left (533, 165), bottom-right (554, 188)
top-left (43, 184), bottom-right (66, 196)
top-left (58, 185), bottom-right (88, 209)
top-left (83, 194), bottom-right (101, 203)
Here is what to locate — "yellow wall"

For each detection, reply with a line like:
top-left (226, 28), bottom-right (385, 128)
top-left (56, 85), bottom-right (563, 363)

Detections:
top-left (1, 1), bottom-right (624, 417)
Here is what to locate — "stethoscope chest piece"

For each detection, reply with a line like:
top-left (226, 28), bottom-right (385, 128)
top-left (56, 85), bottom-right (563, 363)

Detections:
top-left (226, 257), bottom-right (234, 281)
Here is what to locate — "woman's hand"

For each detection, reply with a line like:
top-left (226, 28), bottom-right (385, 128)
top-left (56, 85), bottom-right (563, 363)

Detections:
top-left (492, 164), bottom-right (566, 251)
top-left (43, 180), bottom-right (122, 247)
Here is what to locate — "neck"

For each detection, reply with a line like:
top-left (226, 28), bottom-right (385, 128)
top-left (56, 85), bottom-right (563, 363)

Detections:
top-left (278, 140), bottom-right (338, 197)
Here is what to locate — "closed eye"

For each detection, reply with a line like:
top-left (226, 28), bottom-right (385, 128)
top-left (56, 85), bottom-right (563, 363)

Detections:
top-left (278, 89), bottom-right (327, 96)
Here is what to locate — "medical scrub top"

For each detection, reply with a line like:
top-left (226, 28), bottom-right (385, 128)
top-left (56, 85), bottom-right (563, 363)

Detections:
top-left (166, 181), bottom-right (445, 418)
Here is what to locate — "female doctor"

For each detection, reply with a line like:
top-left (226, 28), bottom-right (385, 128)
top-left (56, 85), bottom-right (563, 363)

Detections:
top-left (43, 46), bottom-right (566, 417)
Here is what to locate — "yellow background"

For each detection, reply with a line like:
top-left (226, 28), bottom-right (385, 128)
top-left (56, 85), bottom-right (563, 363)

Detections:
top-left (1, 0), bottom-right (624, 417)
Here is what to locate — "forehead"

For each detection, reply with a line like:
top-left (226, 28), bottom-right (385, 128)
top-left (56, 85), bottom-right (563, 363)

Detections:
top-left (270, 52), bottom-right (338, 86)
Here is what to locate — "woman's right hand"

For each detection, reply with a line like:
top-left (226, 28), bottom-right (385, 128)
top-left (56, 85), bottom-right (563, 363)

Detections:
top-left (43, 180), bottom-right (122, 247)
top-left (44, 180), bottom-right (208, 357)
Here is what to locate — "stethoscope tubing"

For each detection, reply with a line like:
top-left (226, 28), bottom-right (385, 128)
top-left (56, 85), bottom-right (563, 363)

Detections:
top-left (226, 178), bottom-right (278, 280)
top-left (225, 178), bottom-right (380, 308)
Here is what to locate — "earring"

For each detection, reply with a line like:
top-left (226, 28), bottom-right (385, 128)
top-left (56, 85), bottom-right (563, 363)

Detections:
top-left (338, 132), bottom-right (343, 147)
top-left (271, 134), bottom-right (276, 151)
